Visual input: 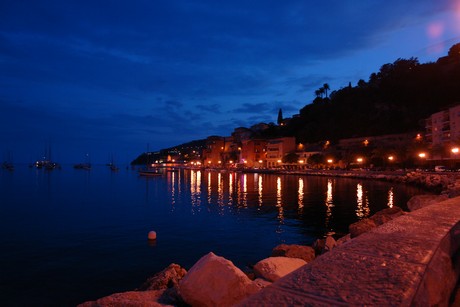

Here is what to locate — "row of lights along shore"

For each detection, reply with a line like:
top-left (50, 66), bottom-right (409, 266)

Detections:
top-left (189, 147), bottom-right (460, 166)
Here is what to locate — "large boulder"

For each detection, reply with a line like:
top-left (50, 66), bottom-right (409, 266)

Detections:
top-left (371, 206), bottom-right (404, 225)
top-left (407, 194), bottom-right (448, 211)
top-left (138, 263), bottom-right (187, 291)
top-left (313, 236), bottom-right (337, 255)
top-left (178, 252), bottom-right (260, 307)
top-left (349, 206), bottom-right (404, 238)
top-left (78, 290), bottom-right (167, 307)
top-left (253, 257), bottom-right (307, 282)
top-left (271, 244), bottom-right (315, 262)
top-left (349, 218), bottom-right (377, 238)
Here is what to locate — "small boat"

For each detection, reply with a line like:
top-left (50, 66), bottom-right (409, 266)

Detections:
top-left (107, 155), bottom-right (119, 171)
top-left (1, 162), bottom-right (14, 171)
top-left (33, 145), bottom-right (60, 170)
top-left (74, 153), bottom-right (91, 170)
top-left (139, 168), bottom-right (162, 176)
top-left (74, 163), bottom-right (92, 170)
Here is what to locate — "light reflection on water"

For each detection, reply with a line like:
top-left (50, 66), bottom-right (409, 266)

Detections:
top-left (388, 187), bottom-right (394, 208)
top-left (180, 170), bottom-right (398, 232)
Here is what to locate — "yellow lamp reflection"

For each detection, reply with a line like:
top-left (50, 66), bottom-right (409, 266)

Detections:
top-left (356, 183), bottom-right (370, 218)
top-left (217, 172), bottom-right (223, 207)
top-left (242, 174), bottom-right (248, 207)
top-left (325, 179), bottom-right (334, 230)
top-left (298, 178), bottom-right (304, 210)
top-left (207, 172), bottom-right (212, 203)
top-left (258, 175), bottom-right (263, 207)
top-left (276, 177), bottom-right (284, 223)
top-left (387, 187), bottom-right (394, 208)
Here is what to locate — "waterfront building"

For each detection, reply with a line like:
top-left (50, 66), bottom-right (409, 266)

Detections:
top-left (202, 136), bottom-right (238, 167)
top-left (425, 104), bottom-right (460, 160)
top-left (265, 137), bottom-right (296, 168)
top-left (240, 139), bottom-right (267, 168)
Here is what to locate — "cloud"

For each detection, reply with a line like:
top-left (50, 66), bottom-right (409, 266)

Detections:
top-left (232, 103), bottom-right (272, 114)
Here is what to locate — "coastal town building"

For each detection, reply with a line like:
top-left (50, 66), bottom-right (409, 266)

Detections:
top-left (425, 104), bottom-right (460, 160)
top-left (240, 139), bottom-right (267, 168)
top-left (265, 137), bottom-right (296, 168)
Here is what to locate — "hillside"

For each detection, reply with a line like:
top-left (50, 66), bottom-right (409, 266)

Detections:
top-left (283, 43), bottom-right (460, 144)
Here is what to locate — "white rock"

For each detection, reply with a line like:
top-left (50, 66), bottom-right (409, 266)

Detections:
top-left (178, 252), bottom-right (260, 307)
top-left (253, 257), bottom-right (307, 282)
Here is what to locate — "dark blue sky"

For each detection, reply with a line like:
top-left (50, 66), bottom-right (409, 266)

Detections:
top-left (1, 1), bottom-right (459, 164)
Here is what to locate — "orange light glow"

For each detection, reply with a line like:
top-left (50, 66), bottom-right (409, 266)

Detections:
top-left (418, 153), bottom-right (426, 158)
top-left (452, 147), bottom-right (459, 154)
top-left (327, 159), bottom-right (333, 163)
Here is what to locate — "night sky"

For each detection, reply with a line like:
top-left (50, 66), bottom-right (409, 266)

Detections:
top-left (1, 1), bottom-right (460, 164)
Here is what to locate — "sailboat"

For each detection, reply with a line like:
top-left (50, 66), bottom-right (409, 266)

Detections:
top-left (138, 149), bottom-right (161, 176)
top-left (33, 144), bottom-right (60, 170)
top-left (2, 151), bottom-right (14, 171)
top-left (74, 153), bottom-right (91, 170)
top-left (107, 154), bottom-right (119, 171)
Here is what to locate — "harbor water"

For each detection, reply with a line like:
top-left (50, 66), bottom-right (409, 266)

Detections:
top-left (0, 166), bottom-right (427, 306)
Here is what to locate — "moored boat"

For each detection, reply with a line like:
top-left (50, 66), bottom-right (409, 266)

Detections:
top-left (139, 168), bottom-right (162, 176)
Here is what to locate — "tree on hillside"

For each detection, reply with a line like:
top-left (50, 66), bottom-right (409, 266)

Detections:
top-left (315, 89), bottom-right (321, 98)
top-left (448, 43), bottom-right (460, 58)
top-left (277, 108), bottom-right (283, 125)
top-left (319, 87), bottom-right (325, 98)
top-left (323, 83), bottom-right (330, 98)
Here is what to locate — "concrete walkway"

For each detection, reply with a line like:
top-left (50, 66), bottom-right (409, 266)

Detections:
top-left (240, 197), bottom-right (460, 306)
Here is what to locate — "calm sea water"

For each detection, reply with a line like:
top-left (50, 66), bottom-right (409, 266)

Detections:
top-left (0, 166), bottom-right (427, 306)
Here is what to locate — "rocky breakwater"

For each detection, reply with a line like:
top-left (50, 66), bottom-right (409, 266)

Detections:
top-left (303, 170), bottom-right (458, 193)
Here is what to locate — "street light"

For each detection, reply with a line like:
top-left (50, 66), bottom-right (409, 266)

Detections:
top-left (388, 156), bottom-right (394, 161)
top-left (418, 152), bottom-right (426, 158)
top-left (452, 147), bottom-right (459, 154)
top-left (327, 159), bottom-right (333, 163)
top-left (356, 157), bottom-right (363, 163)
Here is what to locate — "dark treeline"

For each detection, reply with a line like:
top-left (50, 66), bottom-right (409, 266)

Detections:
top-left (281, 43), bottom-right (460, 144)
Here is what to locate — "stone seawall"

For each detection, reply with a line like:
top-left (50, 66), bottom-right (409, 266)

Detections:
top-left (241, 196), bottom-right (460, 306)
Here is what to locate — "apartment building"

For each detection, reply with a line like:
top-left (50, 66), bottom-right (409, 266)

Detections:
top-left (425, 104), bottom-right (460, 159)
top-left (265, 137), bottom-right (296, 168)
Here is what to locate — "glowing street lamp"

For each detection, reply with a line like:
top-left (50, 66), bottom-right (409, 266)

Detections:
top-left (388, 156), bottom-right (394, 161)
top-left (327, 159), bottom-right (333, 163)
top-left (418, 152), bottom-right (426, 158)
top-left (356, 157), bottom-right (363, 163)
top-left (298, 160), bottom-right (304, 164)
top-left (452, 147), bottom-right (459, 154)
